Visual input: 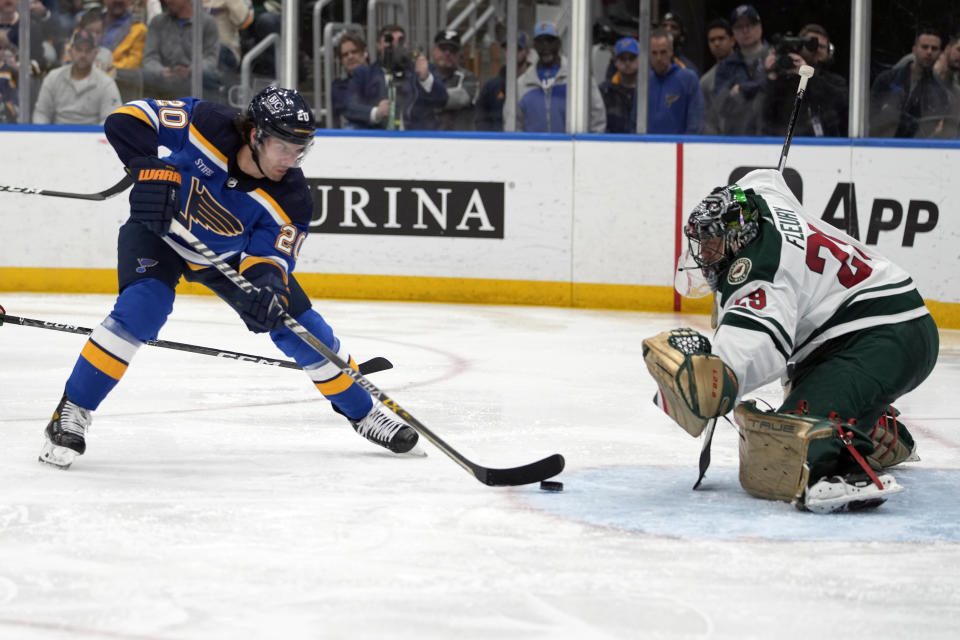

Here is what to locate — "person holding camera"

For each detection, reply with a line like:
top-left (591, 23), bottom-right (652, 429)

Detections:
top-left (758, 24), bottom-right (848, 137)
top-left (342, 23), bottom-right (447, 130)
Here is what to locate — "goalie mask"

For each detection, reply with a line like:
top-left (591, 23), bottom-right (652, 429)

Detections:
top-left (678, 185), bottom-right (760, 294)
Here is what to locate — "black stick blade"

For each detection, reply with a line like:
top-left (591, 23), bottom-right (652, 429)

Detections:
top-left (357, 356), bottom-right (393, 375)
top-left (477, 453), bottom-right (565, 486)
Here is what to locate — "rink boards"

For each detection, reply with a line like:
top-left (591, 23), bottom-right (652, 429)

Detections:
top-left (0, 128), bottom-right (957, 327)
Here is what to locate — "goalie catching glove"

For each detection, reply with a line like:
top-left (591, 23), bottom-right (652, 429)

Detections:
top-left (642, 328), bottom-right (738, 437)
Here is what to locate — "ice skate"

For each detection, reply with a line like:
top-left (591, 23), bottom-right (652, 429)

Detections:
top-left (350, 404), bottom-right (423, 455)
top-left (39, 393), bottom-right (91, 469)
top-left (802, 472), bottom-right (904, 514)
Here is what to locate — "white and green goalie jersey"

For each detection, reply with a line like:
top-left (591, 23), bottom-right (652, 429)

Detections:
top-left (710, 169), bottom-right (930, 397)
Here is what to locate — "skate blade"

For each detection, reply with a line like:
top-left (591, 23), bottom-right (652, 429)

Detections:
top-left (397, 443), bottom-right (428, 458)
top-left (807, 496), bottom-right (887, 514)
top-left (38, 440), bottom-right (78, 469)
top-left (805, 482), bottom-right (905, 514)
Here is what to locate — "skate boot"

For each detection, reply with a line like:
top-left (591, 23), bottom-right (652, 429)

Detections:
top-left (350, 404), bottom-right (419, 454)
top-left (802, 472), bottom-right (904, 514)
top-left (39, 393), bottom-right (91, 469)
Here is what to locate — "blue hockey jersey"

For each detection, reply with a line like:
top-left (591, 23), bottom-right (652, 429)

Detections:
top-left (104, 97), bottom-right (313, 289)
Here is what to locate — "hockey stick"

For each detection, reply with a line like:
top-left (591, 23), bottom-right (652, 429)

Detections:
top-left (168, 218), bottom-right (565, 486)
top-left (693, 64), bottom-right (817, 490)
top-left (0, 309), bottom-right (393, 375)
top-left (777, 64), bottom-right (815, 173)
top-left (0, 175), bottom-right (133, 201)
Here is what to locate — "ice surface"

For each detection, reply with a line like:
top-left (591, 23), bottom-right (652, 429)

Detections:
top-left (1, 293), bottom-right (958, 639)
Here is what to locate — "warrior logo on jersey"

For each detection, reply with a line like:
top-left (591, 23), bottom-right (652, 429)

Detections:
top-left (727, 257), bottom-right (752, 285)
top-left (184, 176), bottom-right (244, 236)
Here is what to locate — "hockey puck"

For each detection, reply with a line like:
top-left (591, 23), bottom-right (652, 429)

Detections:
top-left (539, 480), bottom-right (564, 492)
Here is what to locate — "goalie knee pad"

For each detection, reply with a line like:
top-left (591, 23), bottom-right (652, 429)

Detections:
top-left (734, 401), bottom-right (838, 503)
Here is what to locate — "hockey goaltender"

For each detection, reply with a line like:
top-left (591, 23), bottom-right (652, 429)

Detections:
top-left (643, 169), bottom-right (938, 514)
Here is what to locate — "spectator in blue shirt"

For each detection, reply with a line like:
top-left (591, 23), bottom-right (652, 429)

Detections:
top-left (648, 27), bottom-right (703, 134)
top-left (509, 21), bottom-right (605, 133)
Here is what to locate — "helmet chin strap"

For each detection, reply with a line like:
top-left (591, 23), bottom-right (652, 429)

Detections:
top-left (249, 130), bottom-right (267, 177)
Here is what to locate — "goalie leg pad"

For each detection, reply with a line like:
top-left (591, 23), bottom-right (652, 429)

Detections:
top-left (643, 328), bottom-right (738, 438)
top-left (734, 401), bottom-right (837, 503)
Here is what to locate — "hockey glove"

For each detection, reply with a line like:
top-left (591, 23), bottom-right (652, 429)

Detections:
top-left (643, 328), bottom-right (739, 437)
top-left (238, 286), bottom-right (289, 333)
top-left (127, 156), bottom-right (182, 237)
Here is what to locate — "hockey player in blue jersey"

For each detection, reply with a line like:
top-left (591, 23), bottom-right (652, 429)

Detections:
top-left (40, 86), bottom-right (419, 469)
top-left (643, 169), bottom-right (938, 513)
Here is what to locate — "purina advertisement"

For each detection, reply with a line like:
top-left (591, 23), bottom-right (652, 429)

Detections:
top-left (0, 131), bottom-right (956, 324)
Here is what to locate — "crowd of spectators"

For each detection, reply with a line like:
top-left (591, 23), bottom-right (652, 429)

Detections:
top-left (339, 23), bottom-right (446, 130)
top-left (0, 0), bottom-right (259, 123)
top-left (2, 1), bottom-right (960, 138)
top-left (591, 2), bottom-right (958, 139)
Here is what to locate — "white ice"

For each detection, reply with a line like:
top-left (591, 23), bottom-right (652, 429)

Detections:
top-left (1, 292), bottom-right (958, 640)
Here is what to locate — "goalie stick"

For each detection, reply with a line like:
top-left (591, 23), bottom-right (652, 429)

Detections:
top-left (777, 64), bottom-right (814, 173)
top-left (0, 308), bottom-right (393, 376)
top-left (0, 175), bottom-right (133, 201)
top-left (167, 218), bottom-right (565, 487)
top-left (691, 65), bottom-right (815, 490)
